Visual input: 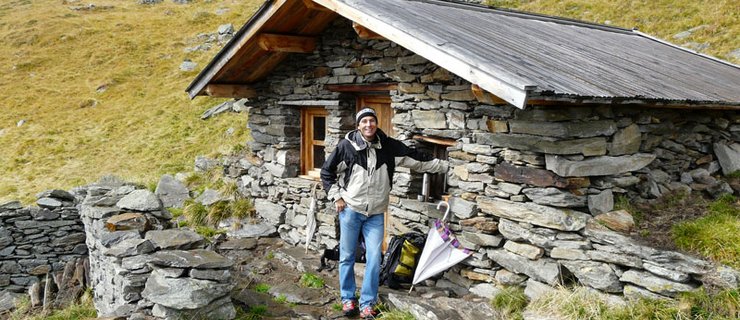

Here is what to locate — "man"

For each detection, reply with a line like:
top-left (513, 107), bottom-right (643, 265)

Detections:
top-left (321, 108), bottom-right (448, 318)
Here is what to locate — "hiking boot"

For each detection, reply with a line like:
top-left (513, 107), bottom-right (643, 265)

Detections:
top-left (359, 306), bottom-right (378, 319)
top-left (342, 300), bottom-right (359, 317)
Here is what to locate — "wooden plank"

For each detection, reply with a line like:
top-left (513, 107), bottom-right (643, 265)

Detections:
top-left (278, 100), bottom-right (340, 106)
top-left (412, 135), bottom-right (457, 146)
top-left (204, 84), bottom-right (257, 98)
top-left (257, 33), bottom-right (317, 53)
top-left (352, 22), bottom-right (386, 40)
top-left (524, 95), bottom-right (740, 110)
top-left (302, 0), bottom-right (332, 12)
top-left (471, 84), bottom-right (508, 105)
top-left (325, 83), bottom-right (398, 92)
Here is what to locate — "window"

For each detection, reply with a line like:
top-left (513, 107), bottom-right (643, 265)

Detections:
top-left (301, 107), bottom-right (328, 178)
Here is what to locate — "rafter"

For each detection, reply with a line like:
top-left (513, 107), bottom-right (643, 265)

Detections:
top-left (302, 0), bottom-right (332, 12)
top-left (352, 22), bottom-right (386, 40)
top-left (471, 84), bottom-right (508, 105)
top-left (257, 33), bottom-right (317, 53)
top-left (204, 84), bottom-right (257, 98)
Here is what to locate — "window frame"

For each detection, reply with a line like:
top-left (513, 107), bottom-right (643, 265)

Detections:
top-left (300, 107), bottom-right (328, 179)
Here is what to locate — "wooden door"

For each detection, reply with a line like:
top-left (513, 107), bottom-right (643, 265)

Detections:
top-left (357, 95), bottom-right (393, 251)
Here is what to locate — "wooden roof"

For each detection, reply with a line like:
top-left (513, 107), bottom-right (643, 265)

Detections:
top-left (187, 0), bottom-right (740, 110)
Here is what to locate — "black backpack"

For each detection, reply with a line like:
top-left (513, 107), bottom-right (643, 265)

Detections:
top-left (379, 232), bottom-right (426, 289)
top-left (317, 233), bottom-right (366, 272)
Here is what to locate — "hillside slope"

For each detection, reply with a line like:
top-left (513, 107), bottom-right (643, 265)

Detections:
top-left (0, 0), bottom-right (262, 203)
top-left (1, 0), bottom-right (737, 203)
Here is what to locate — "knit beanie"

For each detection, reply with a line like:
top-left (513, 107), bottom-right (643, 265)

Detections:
top-left (355, 107), bottom-right (378, 124)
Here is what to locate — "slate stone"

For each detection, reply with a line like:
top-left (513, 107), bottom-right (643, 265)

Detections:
top-left (149, 249), bottom-right (233, 269)
top-left (155, 174), bottom-right (190, 208)
top-left (30, 207), bottom-right (60, 220)
top-left (0, 201), bottom-right (22, 211)
top-left (103, 239), bottom-right (155, 258)
top-left (142, 269), bottom-right (234, 309)
top-left (116, 189), bottom-right (162, 211)
top-left (254, 199), bottom-right (286, 224)
top-left (218, 238), bottom-right (258, 250)
top-left (411, 110), bottom-right (447, 129)
top-left (562, 260), bottom-right (622, 293)
top-left (227, 223), bottom-right (277, 238)
top-left (503, 241), bottom-right (544, 260)
top-left (475, 133), bottom-right (607, 156)
top-left (105, 212), bottom-right (150, 232)
top-left (508, 120), bottom-right (617, 138)
top-left (495, 269), bottom-right (527, 286)
top-left (487, 249), bottom-right (561, 285)
top-left (588, 189), bottom-right (614, 215)
top-left (620, 269), bottom-right (697, 297)
top-left (545, 153), bottom-right (656, 177)
top-left (495, 162), bottom-right (570, 188)
top-left (609, 124), bottom-right (641, 155)
top-left (713, 142), bottom-right (740, 175)
top-left (459, 231), bottom-right (502, 248)
top-left (523, 279), bottom-right (556, 301)
top-left (36, 189), bottom-right (76, 201)
top-left (0, 291), bottom-right (23, 313)
top-left (449, 197), bottom-right (477, 219)
top-left (459, 217), bottom-right (498, 233)
top-left (52, 233), bottom-right (86, 247)
top-left (386, 293), bottom-right (498, 320)
top-left (145, 229), bottom-right (205, 250)
top-left (550, 247), bottom-right (589, 260)
top-left (497, 219), bottom-right (557, 248)
top-left (522, 187), bottom-right (587, 207)
top-left (642, 261), bottom-right (690, 283)
top-left (623, 284), bottom-right (670, 301)
top-left (152, 295), bottom-right (235, 320)
top-left (594, 210), bottom-right (634, 233)
top-left (195, 188), bottom-right (222, 206)
top-left (100, 231), bottom-right (142, 248)
top-left (469, 283), bottom-right (501, 299)
top-left (478, 197), bottom-right (590, 231)
top-left (190, 269), bottom-right (231, 282)
top-left (36, 197), bottom-right (63, 209)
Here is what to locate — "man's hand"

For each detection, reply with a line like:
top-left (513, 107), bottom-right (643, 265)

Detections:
top-left (335, 198), bottom-right (346, 213)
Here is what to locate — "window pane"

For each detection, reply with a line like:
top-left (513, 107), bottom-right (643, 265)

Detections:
top-left (313, 145), bottom-right (325, 169)
top-left (313, 116), bottom-right (325, 141)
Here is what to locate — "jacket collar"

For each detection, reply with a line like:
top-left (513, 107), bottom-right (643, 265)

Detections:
top-left (346, 129), bottom-right (386, 151)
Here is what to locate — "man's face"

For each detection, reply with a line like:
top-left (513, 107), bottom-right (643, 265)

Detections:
top-left (357, 116), bottom-right (377, 140)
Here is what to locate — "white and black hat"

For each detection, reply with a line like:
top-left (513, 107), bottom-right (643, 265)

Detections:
top-left (355, 107), bottom-right (378, 124)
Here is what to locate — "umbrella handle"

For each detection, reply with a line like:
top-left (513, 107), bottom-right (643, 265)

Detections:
top-left (437, 201), bottom-right (450, 222)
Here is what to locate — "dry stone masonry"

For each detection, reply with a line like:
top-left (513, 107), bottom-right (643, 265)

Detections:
top-left (0, 190), bottom-right (87, 296)
top-left (224, 18), bottom-right (740, 303)
top-left (79, 179), bottom-right (237, 319)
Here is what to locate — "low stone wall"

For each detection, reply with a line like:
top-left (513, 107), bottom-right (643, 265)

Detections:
top-left (0, 190), bottom-right (87, 294)
top-left (79, 182), bottom-right (235, 319)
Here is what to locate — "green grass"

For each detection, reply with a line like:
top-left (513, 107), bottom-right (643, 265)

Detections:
top-left (9, 289), bottom-right (96, 320)
top-left (273, 294), bottom-right (288, 304)
top-left (193, 225), bottom-right (226, 239)
top-left (672, 195), bottom-right (740, 268)
top-left (485, 0), bottom-right (739, 64)
top-left (0, 0), bottom-right (261, 204)
top-left (527, 286), bottom-right (740, 320)
top-left (299, 272), bottom-right (325, 289)
top-left (253, 283), bottom-right (271, 293)
top-left (491, 286), bottom-right (528, 320)
top-left (235, 305), bottom-right (268, 320)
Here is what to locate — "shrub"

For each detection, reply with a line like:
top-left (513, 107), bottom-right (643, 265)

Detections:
top-left (253, 283), bottom-right (270, 293)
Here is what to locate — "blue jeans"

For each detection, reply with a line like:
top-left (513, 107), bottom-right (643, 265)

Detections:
top-left (338, 207), bottom-right (384, 309)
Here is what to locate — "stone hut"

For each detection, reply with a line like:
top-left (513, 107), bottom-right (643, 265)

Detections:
top-left (187, 0), bottom-right (740, 300)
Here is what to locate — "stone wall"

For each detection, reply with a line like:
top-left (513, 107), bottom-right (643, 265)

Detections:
top-left (228, 16), bottom-right (740, 301)
top-left (79, 180), bottom-right (236, 319)
top-left (0, 190), bottom-right (87, 294)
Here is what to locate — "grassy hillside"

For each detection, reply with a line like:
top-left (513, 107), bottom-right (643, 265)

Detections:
top-left (487, 0), bottom-right (739, 63)
top-left (0, 0), bottom-right (737, 204)
top-left (0, 0), bottom-right (262, 203)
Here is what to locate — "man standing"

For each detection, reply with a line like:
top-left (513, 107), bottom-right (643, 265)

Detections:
top-left (321, 108), bottom-right (448, 318)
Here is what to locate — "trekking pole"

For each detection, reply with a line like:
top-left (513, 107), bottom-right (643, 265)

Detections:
top-left (409, 284), bottom-right (414, 294)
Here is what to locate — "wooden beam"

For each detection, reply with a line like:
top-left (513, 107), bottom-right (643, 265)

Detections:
top-left (325, 83), bottom-right (398, 92)
top-left (204, 84), bottom-right (257, 98)
top-left (257, 33), bottom-right (317, 53)
top-left (352, 22), bottom-right (386, 40)
top-left (413, 135), bottom-right (457, 147)
top-left (471, 84), bottom-right (508, 105)
top-left (302, 0), bottom-right (332, 12)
